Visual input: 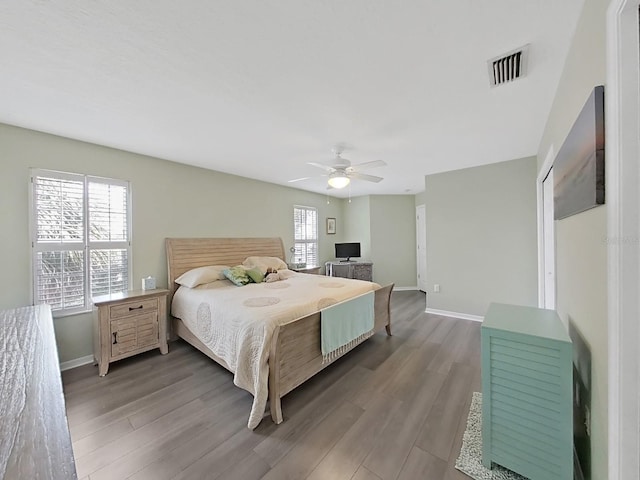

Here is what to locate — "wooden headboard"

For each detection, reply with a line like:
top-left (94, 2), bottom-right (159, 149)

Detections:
top-left (165, 237), bottom-right (285, 307)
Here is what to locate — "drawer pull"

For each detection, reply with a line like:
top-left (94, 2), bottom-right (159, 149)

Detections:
top-left (129, 305), bottom-right (144, 311)
top-left (112, 332), bottom-right (118, 344)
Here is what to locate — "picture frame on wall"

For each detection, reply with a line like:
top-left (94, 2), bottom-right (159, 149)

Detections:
top-left (326, 217), bottom-right (336, 234)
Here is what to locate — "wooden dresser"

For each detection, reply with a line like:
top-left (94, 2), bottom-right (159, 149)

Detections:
top-left (93, 289), bottom-right (169, 376)
top-left (482, 303), bottom-right (573, 480)
top-left (0, 304), bottom-right (77, 479)
top-left (325, 261), bottom-right (373, 282)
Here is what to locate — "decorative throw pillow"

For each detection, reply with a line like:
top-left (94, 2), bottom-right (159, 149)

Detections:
top-left (175, 265), bottom-right (230, 288)
top-left (222, 266), bottom-right (252, 286)
top-left (245, 267), bottom-right (265, 284)
top-left (242, 256), bottom-right (288, 274)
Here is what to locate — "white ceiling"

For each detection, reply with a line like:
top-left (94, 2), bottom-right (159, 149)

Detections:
top-left (0, 1), bottom-right (584, 198)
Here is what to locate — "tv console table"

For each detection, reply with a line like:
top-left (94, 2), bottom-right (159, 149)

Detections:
top-left (325, 260), bottom-right (373, 282)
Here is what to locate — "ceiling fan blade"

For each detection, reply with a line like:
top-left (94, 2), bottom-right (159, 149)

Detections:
top-left (308, 162), bottom-right (336, 173)
top-left (349, 172), bottom-right (383, 183)
top-left (347, 160), bottom-right (386, 172)
top-left (288, 177), bottom-right (313, 183)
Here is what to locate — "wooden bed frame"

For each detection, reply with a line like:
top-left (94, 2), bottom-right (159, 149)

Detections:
top-left (165, 237), bottom-right (393, 425)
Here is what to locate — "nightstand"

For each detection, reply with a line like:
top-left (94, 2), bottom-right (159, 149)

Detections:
top-left (93, 289), bottom-right (169, 376)
top-left (289, 265), bottom-right (321, 275)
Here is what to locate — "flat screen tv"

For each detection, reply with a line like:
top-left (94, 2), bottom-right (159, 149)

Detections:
top-left (335, 242), bottom-right (361, 262)
top-left (554, 85), bottom-right (605, 220)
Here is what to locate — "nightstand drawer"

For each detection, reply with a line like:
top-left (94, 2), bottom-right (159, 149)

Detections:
top-left (109, 298), bottom-right (158, 319)
top-left (110, 311), bottom-right (158, 357)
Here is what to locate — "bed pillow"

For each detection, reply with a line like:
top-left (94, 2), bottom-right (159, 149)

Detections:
top-left (242, 256), bottom-right (288, 273)
top-left (175, 265), bottom-right (230, 288)
top-left (222, 266), bottom-right (252, 286)
top-left (245, 267), bottom-right (265, 284)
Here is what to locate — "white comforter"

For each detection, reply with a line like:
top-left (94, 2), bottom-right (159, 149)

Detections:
top-left (171, 271), bottom-right (380, 428)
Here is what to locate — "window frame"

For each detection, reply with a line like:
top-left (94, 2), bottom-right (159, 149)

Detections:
top-left (293, 205), bottom-right (319, 268)
top-left (29, 169), bottom-right (132, 317)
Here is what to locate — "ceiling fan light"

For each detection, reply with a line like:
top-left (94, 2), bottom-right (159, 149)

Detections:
top-left (328, 174), bottom-right (350, 189)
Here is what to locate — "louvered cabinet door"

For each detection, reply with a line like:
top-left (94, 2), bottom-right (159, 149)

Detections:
top-left (110, 311), bottom-right (159, 357)
top-left (481, 303), bottom-right (573, 480)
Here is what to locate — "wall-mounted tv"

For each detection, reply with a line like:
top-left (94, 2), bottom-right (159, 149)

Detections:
top-left (554, 85), bottom-right (605, 220)
top-left (335, 242), bottom-right (361, 262)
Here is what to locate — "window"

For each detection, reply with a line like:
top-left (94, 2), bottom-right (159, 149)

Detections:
top-left (293, 205), bottom-right (318, 267)
top-left (30, 169), bottom-right (131, 315)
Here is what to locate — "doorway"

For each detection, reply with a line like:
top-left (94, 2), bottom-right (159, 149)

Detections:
top-left (537, 146), bottom-right (556, 309)
top-left (416, 205), bottom-right (427, 292)
top-left (542, 167), bottom-right (555, 309)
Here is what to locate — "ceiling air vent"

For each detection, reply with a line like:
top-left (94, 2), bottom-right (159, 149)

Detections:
top-left (487, 45), bottom-right (529, 87)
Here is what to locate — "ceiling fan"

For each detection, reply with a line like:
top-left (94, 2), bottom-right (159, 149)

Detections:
top-left (288, 146), bottom-right (386, 189)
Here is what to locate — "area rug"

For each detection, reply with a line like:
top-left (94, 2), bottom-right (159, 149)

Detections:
top-left (455, 392), bottom-right (527, 480)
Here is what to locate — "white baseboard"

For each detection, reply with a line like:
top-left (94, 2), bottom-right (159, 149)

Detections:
top-left (393, 286), bottom-right (419, 291)
top-left (425, 307), bottom-right (484, 323)
top-left (60, 354), bottom-right (94, 372)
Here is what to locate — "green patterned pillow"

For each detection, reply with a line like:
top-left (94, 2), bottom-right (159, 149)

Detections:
top-left (222, 266), bottom-right (251, 286)
top-left (245, 267), bottom-right (265, 284)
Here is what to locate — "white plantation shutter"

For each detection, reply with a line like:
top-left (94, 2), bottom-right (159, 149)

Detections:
top-left (34, 250), bottom-right (85, 311)
top-left (35, 175), bottom-right (84, 243)
top-left (89, 181), bottom-right (128, 242)
top-left (31, 170), bottom-right (131, 315)
top-left (90, 249), bottom-right (128, 297)
top-left (88, 179), bottom-right (130, 298)
top-left (293, 206), bottom-right (318, 267)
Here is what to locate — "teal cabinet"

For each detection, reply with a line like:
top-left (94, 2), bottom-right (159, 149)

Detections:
top-left (482, 303), bottom-right (573, 480)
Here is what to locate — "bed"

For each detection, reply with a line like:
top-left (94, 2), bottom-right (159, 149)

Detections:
top-left (166, 237), bottom-right (393, 428)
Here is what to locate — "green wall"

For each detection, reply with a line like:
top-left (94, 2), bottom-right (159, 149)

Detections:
top-left (0, 123), bottom-right (419, 364)
top-left (0, 123), bottom-right (345, 362)
top-left (342, 194), bottom-right (417, 288)
top-left (536, 0), bottom-right (609, 477)
top-left (342, 196), bottom-right (371, 259)
top-left (369, 195), bottom-right (417, 288)
top-left (424, 157), bottom-right (538, 316)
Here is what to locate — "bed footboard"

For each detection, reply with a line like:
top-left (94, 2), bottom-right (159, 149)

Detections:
top-left (268, 283), bottom-right (394, 424)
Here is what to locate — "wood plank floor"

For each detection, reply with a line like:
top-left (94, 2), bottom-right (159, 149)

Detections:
top-left (62, 291), bottom-right (481, 480)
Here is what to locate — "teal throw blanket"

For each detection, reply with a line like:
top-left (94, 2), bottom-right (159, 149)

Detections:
top-left (321, 291), bottom-right (375, 363)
